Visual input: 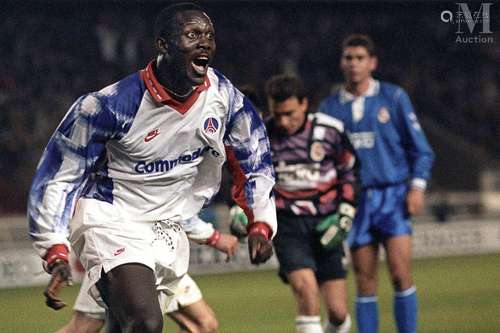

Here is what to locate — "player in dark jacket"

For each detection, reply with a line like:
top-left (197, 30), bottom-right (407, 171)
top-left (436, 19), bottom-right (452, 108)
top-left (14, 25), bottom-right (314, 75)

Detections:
top-left (267, 74), bottom-right (357, 333)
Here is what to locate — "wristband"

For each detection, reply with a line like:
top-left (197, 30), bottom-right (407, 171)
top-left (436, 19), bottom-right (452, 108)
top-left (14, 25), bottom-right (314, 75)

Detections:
top-left (44, 244), bottom-right (69, 273)
top-left (411, 178), bottom-right (427, 190)
top-left (338, 202), bottom-right (356, 219)
top-left (248, 222), bottom-right (272, 241)
top-left (206, 229), bottom-right (221, 247)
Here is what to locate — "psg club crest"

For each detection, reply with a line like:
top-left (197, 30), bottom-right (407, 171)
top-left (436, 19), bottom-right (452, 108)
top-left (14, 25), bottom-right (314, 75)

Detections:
top-left (203, 116), bottom-right (219, 135)
top-left (377, 107), bottom-right (390, 123)
top-left (310, 141), bottom-right (325, 162)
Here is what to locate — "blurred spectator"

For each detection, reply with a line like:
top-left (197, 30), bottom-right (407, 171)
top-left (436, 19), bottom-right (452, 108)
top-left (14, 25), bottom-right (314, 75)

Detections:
top-left (95, 13), bottom-right (120, 63)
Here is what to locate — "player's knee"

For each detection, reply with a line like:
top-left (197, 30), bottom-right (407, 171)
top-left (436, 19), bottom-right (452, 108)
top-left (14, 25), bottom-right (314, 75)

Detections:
top-left (77, 320), bottom-right (105, 333)
top-left (292, 282), bottom-right (318, 303)
top-left (354, 266), bottom-right (377, 282)
top-left (291, 275), bottom-right (318, 297)
top-left (326, 302), bottom-right (348, 325)
top-left (127, 312), bottom-right (163, 333)
top-left (390, 274), bottom-right (413, 291)
top-left (198, 315), bottom-right (219, 333)
top-left (389, 268), bottom-right (412, 291)
top-left (55, 324), bottom-right (74, 333)
top-left (355, 271), bottom-right (377, 294)
top-left (293, 288), bottom-right (320, 314)
top-left (56, 313), bottom-right (105, 333)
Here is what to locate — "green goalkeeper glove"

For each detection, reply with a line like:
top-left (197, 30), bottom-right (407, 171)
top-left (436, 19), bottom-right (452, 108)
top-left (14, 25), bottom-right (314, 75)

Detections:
top-left (229, 205), bottom-right (249, 239)
top-left (315, 202), bottom-right (355, 249)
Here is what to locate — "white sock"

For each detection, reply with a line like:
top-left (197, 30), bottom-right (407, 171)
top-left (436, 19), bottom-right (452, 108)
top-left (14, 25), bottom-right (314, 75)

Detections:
top-left (295, 315), bottom-right (323, 333)
top-left (324, 314), bottom-right (352, 333)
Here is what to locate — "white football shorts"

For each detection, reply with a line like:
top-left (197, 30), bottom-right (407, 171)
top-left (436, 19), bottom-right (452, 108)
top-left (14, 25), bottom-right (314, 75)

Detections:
top-left (73, 273), bottom-right (203, 319)
top-left (164, 274), bottom-right (203, 313)
top-left (69, 198), bottom-right (190, 308)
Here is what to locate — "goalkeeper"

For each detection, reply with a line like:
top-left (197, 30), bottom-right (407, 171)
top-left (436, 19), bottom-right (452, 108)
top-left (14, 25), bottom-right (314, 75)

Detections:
top-left (231, 74), bottom-right (358, 333)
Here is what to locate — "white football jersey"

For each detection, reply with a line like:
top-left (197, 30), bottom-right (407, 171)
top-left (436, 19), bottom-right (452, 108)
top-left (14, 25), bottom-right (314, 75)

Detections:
top-left (28, 62), bottom-right (276, 257)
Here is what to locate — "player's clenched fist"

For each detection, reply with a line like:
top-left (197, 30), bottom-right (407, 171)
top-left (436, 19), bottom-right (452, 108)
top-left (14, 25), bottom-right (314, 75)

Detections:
top-left (247, 222), bottom-right (273, 265)
top-left (43, 244), bottom-right (73, 310)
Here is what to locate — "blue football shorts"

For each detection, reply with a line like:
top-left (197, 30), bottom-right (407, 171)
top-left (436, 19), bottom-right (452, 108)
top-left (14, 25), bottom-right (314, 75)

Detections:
top-left (348, 183), bottom-right (412, 249)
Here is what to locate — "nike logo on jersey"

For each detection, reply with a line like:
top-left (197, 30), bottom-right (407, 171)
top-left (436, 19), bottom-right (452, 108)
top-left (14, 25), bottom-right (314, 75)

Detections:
top-left (113, 247), bottom-right (125, 256)
top-left (144, 129), bottom-right (160, 142)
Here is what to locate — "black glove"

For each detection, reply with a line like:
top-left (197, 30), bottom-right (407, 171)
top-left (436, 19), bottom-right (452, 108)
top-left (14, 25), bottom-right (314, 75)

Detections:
top-left (247, 222), bottom-right (273, 265)
top-left (44, 259), bottom-right (73, 310)
top-left (43, 245), bottom-right (73, 310)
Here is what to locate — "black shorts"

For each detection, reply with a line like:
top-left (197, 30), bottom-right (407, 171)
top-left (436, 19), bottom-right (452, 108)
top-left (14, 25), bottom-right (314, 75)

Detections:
top-left (273, 211), bottom-right (347, 283)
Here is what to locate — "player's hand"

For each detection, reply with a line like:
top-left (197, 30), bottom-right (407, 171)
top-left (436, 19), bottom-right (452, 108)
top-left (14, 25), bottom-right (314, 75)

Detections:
top-left (407, 187), bottom-right (425, 215)
top-left (229, 205), bottom-right (248, 239)
top-left (43, 244), bottom-right (72, 310)
top-left (247, 222), bottom-right (273, 265)
top-left (44, 259), bottom-right (73, 310)
top-left (213, 233), bottom-right (239, 262)
top-left (315, 202), bottom-right (355, 249)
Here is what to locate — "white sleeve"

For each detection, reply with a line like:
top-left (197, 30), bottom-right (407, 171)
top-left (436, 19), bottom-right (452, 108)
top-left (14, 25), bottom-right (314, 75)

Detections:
top-left (180, 215), bottom-right (216, 244)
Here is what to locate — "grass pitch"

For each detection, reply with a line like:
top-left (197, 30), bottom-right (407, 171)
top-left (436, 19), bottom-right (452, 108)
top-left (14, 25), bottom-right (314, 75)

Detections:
top-left (0, 253), bottom-right (499, 332)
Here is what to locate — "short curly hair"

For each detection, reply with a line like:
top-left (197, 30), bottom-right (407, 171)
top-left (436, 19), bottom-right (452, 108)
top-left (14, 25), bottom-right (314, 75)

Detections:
top-left (154, 2), bottom-right (204, 40)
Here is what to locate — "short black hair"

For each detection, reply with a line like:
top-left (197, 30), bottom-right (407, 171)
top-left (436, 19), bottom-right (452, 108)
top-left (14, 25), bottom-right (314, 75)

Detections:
top-left (342, 34), bottom-right (376, 56)
top-left (265, 74), bottom-right (307, 103)
top-left (154, 2), bottom-right (204, 40)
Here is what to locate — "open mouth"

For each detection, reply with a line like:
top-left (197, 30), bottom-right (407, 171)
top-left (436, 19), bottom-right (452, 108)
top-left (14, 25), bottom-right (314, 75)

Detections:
top-left (191, 56), bottom-right (209, 76)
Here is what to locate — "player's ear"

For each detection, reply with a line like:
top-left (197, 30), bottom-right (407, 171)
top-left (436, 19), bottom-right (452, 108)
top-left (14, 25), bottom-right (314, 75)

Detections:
top-left (300, 97), bottom-right (309, 112)
top-left (370, 55), bottom-right (378, 72)
top-left (156, 37), bottom-right (168, 55)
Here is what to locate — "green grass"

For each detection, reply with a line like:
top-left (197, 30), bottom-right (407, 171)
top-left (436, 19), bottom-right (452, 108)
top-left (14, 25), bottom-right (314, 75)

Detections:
top-left (1, 253), bottom-right (499, 332)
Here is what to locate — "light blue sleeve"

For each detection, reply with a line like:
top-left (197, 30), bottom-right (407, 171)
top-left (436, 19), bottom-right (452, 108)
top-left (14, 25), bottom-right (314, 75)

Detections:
top-left (395, 89), bottom-right (435, 186)
top-left (27, 93), bottom-right (117, 257)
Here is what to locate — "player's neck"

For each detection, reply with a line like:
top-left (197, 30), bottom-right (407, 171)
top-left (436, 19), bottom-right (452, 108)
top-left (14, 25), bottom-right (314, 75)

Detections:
top-left (154, 59), bottom-right (196, 101)
top-left (345, 77), bottom-right (372, 97)
top-left (164, 85), bottom-right (195, 101)
top-left (160, 75), bottom-right (195, 101)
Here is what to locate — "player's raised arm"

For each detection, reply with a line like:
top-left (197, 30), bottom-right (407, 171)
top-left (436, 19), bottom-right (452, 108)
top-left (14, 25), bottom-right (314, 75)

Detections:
top-left (223, 89), bottom-right (277, 264)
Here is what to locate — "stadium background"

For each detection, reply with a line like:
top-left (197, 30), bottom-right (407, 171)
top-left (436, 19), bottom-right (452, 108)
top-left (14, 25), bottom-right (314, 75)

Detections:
top-left (0, 1), bottom-right (499, 332)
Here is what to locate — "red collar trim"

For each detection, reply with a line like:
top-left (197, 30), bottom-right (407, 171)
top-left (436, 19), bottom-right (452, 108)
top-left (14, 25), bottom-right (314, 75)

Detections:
top-left (140, 60), bottom-right (211, 114)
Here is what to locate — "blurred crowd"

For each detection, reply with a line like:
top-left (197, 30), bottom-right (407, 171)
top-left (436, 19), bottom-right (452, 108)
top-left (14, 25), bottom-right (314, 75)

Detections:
top-left (1, 1), bottom-right (499, 214)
